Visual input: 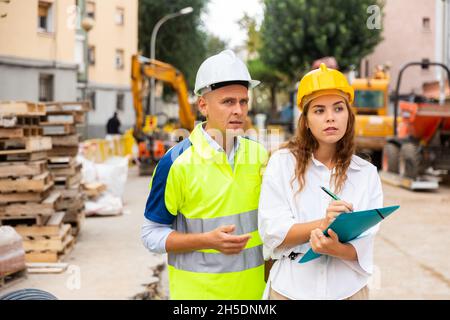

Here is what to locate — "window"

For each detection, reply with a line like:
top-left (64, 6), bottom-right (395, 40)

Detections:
top-left (39, 74), bottom-right (54, 102)
top-left (86, 1), bottom-right (95, 19)
top-left (422, 17), bottom-right (431, 31)
top-left (115, 7), bottom-right (124, 26)
top-left (354, 90), bottom-right (384, 109)
top-left (38, 1), bottom-right (54, 33)
top-left (116, 93), bottom-right (125, 111)
top-left (115, 49), bottom-right (124, 69)
top-left (88, 46), bottom-right (96, 65)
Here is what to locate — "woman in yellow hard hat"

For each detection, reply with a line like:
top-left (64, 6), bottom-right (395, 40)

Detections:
top-left (258, 64), bottom-right (383, 300)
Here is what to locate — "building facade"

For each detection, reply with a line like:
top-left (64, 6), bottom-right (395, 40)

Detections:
top-left (361, 0), bottom-right (449, 95)
top-left (0, 0), bottom-right (138, 138)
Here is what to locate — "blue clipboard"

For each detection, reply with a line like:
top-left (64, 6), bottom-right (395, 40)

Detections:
top-left (299, 205), bottom-right (400, 264)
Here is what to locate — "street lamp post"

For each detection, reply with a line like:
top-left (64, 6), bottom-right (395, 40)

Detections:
top-left (81, 15), bottom-right (94, 139)
top-left (149, 6), bottom-right (193, 115)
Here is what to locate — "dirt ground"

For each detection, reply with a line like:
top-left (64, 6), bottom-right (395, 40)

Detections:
top-left (1, 167), bottom-right (449, 300)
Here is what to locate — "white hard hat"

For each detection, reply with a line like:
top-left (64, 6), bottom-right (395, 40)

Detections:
top-left (194, 49), bottom-right (260, 96)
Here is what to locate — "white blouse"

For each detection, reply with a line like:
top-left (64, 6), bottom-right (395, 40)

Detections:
top-left (258, 149), bottom-right (383, 300)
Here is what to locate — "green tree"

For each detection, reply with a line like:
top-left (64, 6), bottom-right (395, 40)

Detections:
top-left (260, 0), bottom-right (384, 80)
top-left (248, 58), bottom-right (286, 117)
top-left (238, 13), bottom-right (262, 59)
top-left (238, 13), bottom-right (285, 116)
top-left (139, 0), bottom-right (209, 89)
top-left (205, 34), bottom-right (227, 57)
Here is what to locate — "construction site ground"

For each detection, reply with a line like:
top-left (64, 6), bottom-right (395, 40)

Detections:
top-left (1, 166), bottom-right (449, 300)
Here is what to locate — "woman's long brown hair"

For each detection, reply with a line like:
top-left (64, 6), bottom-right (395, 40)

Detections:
top-left (282, 100), bottom-right (356, 194)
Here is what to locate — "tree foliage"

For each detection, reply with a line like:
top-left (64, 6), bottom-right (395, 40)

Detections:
top-left (260, 0), bottom-right (384, 80)
top-left (139, 0), bottom-right (209, 89)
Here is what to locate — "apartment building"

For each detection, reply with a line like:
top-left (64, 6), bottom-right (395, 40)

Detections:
top-left (0, 0), bottom-right (138, 138)
top-left (361, 0), bottom-right (449, 95)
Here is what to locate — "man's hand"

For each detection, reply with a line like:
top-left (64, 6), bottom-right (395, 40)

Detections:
top-left (319, 200), bottom-right (353, 230)
top-left (206, 225), bottom-right (251, 255)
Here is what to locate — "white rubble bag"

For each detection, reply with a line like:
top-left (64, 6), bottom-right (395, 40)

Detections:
top-left (78, 155), bottom-right (128, 216)
top-left (84, 193), bottom-right (124, 217)
top-left (78, 156), bottom-right (128, 198)
top-left (0, 226), bottom-right (26, 275)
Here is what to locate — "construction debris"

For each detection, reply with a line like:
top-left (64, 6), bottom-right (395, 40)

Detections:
top-left (82, 182), bottom-right (107, 200)
top-left (132, 263), bottom-right (167, 300)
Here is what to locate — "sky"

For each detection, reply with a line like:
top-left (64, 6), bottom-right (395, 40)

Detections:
top-left (201, 0), bottom-right (264, 48)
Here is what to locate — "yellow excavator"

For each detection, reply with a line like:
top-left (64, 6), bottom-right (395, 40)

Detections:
top-left (131, 54), bottom-right (196, 175)
top-left (352, 66), bottom-right (394, 168)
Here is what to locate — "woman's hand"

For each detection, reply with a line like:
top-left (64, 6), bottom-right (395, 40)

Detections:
top-left (309, 228), bottom-right (341, 255)
top-left (309, 228), bottom-right (357, 261)
top-left (319, 200), bottom-right (353, 230)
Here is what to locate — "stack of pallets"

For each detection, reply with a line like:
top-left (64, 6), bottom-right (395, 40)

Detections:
top-left (42, 102), bottom-right (90, 237)
top-left (0, 101), bottom-right (74, 263)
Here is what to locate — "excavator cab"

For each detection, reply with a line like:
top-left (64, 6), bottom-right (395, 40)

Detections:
top-left (131, 55), bottom-right (197, 175)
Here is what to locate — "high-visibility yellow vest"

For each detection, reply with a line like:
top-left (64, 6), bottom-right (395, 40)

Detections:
top-left (144, 123), bottom-right (268, 299)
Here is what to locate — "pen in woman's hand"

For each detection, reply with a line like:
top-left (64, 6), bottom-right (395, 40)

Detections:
top-left (320, 186), bottom-right (340, 201)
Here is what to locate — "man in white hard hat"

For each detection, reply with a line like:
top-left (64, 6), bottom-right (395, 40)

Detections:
top-left (141, 50), bottom-right (268, 299)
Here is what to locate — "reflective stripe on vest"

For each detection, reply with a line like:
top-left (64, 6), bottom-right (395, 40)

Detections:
top-left (169, 209), bottom-right (262, 273)
top-left (168, 245), bottom-right (263, 273)
top-left (174, 209), bottom-right (257, 234)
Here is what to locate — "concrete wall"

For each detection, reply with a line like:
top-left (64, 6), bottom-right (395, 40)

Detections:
top-left (0, 56), bottom-right (78, 101)
top-left (81, 82), bottom-right (134, 138)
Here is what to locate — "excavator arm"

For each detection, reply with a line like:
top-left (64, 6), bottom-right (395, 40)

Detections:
top-left (131, 54), bottom-right (195, 132)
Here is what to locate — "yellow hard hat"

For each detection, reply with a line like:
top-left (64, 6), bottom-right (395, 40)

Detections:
top-left (296, 63), bottom-right (354, 109)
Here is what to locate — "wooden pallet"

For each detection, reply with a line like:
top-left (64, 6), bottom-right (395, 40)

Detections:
top-left (0, 137), bottom-right (52, 155)
top-left (0, 191), bottom-right (60, 218)
top-left (0, 214), bottom-right (50, 227)
top-left (0, 160), bottom-right (47, 179)
top-left (0, 188), bottom-right (52, 204)
top-left (47, 146), bottom-right (78, 157)
top-left (73, 111), bottom-right (85, 124)
top-left (64, 210), bottom-right (84, 237)
top-left (49, 162), bottom-right (81, 177)
top-left (42, 124), bottom-right (76, 136)
top-left (54, 172), bottom-right (82, 188)
top-left (55, 195), bottom-right (83, 212)
top-left (54, 184), bottom-right (80, 199)
top-left (44, 111), bottom-right (85, 124)
top-left (26, 262), bottom-right (68, 274)
top-left (14, 211), bottom-right (65, 237)
top-left (2, 151), bottom-right (47, 162)
top-left (41, 114), bottom-right (75, 125)
top-left (48, 156), bottom-right (76, 166)
top-left (0, 115), bottom-right (40, 128)
top-left (82, 182), bottom-right (106, 199)
top-left (0, 268), bottom-right (27, 289)
top-left (25, 234), bottom-right (75, 263)
top-left (50, 134), bottom-right (80, 147)
top-left (44, 101), bottom-right (90, 113)
top-left (0, 101), bottom-right (45, 116)
top-left (0, 171), bottom-right (53, 193)
top-left (22, 224), bottom-right (72, 252)
top-left (0, 127), bottom-right (43, 139)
